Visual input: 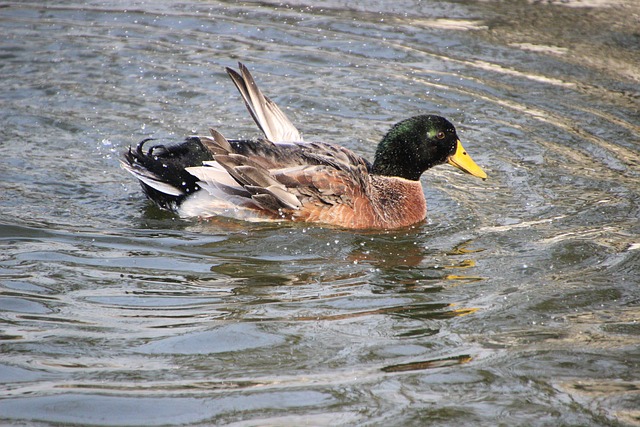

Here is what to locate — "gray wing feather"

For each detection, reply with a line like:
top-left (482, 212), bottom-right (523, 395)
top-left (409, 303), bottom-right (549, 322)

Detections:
top-left (226, 63), bottom-right (303, 143)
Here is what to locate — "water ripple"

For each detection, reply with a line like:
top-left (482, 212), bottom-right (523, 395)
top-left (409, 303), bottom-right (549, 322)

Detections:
top-left (1, 1), bottom-right (638, 425)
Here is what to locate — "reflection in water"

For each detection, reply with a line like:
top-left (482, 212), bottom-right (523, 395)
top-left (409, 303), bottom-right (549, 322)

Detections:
top-left (382, 354), bottom-right (473, 373)
top-left (293, 302), bottom-right (477, 322)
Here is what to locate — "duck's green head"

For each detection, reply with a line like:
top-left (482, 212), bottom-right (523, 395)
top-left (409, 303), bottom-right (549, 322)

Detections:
top-left (372, 115), bottom-right (487, 181)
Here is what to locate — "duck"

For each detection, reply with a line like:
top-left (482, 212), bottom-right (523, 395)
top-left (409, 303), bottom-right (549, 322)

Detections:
top-left (122, 63), bottom-right (487, 230)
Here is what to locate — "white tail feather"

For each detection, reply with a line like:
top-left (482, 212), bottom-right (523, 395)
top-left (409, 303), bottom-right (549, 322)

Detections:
top-left (120, 160), bottom-right (184, 196)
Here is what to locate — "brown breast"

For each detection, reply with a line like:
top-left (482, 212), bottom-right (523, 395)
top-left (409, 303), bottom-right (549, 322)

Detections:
top-left (293, 176), bottom-right (427, 229)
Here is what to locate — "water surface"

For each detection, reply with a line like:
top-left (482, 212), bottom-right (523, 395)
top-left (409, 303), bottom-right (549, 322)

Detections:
top-left (1, 1), bottom-right (639, 425)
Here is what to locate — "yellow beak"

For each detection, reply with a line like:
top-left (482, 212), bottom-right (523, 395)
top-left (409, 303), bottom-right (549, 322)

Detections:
top-left (447, 140), bottom-right (487, 180)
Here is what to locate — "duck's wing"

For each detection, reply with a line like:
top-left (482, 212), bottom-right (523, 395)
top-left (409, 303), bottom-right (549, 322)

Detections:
top-left (187, 130), bottom-right (303, 213)
top-left (187, 130), bottom-right (373, 216)
top-left (226, 62), bottom-right (303, 143)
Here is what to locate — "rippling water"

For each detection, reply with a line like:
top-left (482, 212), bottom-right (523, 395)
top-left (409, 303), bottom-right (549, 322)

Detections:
top-left (1, 1), bottom-right (639, 425)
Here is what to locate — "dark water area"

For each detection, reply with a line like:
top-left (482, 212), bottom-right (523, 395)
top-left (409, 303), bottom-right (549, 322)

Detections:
top-left (1, 0), bottom-right (639, 425)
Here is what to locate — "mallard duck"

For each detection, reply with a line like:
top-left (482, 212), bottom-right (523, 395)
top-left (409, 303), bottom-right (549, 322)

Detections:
top-left (122, 63), bottom-right (487, 229)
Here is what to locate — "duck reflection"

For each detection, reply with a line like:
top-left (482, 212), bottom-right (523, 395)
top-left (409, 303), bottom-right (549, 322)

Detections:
top-left (199, 233), bottom-right (486, 326)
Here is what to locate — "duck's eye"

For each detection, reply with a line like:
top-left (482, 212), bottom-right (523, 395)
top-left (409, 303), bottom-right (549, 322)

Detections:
top-left (436, 131), bottom-right (446, 140)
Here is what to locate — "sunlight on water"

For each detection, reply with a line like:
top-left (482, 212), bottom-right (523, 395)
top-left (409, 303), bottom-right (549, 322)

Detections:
top-left (1, 0), bottom-right (639, 425)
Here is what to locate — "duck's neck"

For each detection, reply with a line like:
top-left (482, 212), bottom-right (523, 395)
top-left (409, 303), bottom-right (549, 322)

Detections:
top-left (371, 118), bottom-right (428, 181)
top-left (370, 175), bottom-right (427, 228)
top-left (371, 154), bottom-right (422, 180)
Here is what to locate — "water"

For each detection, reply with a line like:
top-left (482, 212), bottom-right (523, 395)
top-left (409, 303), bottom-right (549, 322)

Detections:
top-left (1, 0), bottom-right (639, 425)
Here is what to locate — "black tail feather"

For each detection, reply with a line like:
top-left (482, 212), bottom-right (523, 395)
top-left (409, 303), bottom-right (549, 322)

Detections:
top-left (123, 137), bottom-right (214, 211)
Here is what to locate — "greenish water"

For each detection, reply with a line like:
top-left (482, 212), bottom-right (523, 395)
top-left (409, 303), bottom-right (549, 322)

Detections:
top-left (1, 1), bottom-right (639, 425)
